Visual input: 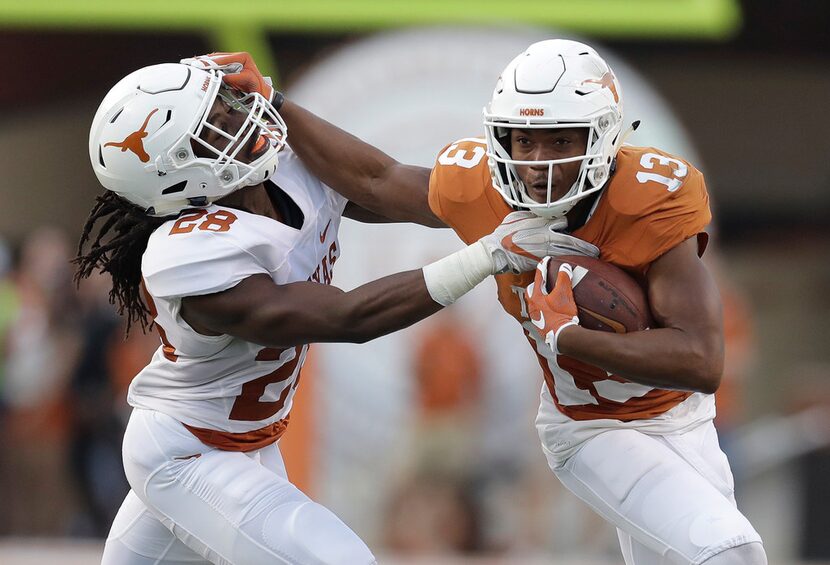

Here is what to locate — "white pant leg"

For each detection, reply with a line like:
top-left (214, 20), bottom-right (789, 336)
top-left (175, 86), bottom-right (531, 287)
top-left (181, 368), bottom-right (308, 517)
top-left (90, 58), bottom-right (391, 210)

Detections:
top-left (548, 423), bottom-right (762, 565)
top-left (257, 440), bottom-right (290, 480)
top-left (102, 489), bottom-right (211, 564)
top-left (121, 408), bottom-right (375, 565)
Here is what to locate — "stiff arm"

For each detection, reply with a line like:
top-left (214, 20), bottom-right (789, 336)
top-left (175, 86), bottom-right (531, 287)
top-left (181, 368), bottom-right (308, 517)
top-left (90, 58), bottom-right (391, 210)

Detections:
top-left (279, 101), bottom-right (445, 228)
top-left (182, 270), bottom-right (441, 348)
top-left (179, 211), bottom-right (572, 348)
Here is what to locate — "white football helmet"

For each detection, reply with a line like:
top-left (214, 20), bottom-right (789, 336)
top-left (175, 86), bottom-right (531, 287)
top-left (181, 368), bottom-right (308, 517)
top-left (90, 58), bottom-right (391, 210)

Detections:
top-left (484, 39), bottom-right (625, 219)
top-left (89, 63), bottom-right (286, 216)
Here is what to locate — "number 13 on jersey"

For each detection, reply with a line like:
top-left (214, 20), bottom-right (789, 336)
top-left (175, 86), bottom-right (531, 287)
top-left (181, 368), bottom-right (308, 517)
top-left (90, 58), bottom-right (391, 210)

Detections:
top-left (636, 152), bottom-right (688, 193)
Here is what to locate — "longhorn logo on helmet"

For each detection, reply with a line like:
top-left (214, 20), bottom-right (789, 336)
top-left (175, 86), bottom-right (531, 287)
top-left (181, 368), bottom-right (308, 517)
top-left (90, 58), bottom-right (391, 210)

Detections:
top-left (103, 108), bottom-right (159, 163)
top-left (580, 72), bottom-right (620, 103)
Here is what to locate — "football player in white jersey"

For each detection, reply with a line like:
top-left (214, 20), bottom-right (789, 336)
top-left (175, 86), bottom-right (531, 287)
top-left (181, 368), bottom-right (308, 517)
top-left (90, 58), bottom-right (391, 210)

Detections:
top-left (197, 45), bottom-right (768, 565)
top-left (75, 60), bottom-right (593, 565)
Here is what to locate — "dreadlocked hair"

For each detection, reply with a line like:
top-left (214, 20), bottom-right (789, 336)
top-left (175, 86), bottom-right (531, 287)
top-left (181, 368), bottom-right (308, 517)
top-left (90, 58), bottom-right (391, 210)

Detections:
top-left (74, 191), bottom-right (173, 334)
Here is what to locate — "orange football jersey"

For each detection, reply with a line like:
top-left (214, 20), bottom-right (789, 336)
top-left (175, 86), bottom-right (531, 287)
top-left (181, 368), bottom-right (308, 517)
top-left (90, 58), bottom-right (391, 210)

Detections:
top-left (428, 138), bottom-right (712, 422)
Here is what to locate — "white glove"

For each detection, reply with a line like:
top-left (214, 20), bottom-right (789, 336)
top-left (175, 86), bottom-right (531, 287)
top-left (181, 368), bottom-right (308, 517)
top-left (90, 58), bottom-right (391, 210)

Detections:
top-left (423, 212), bottom-right (599, 306)
top-left (478, 211), bottom-right (599, 274)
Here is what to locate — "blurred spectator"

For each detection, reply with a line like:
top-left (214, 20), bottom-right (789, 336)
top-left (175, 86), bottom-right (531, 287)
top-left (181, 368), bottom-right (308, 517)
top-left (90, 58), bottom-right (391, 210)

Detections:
top-left (788, 363), bottom-right (830, 561)
top-left (0, 235), bottom-right (15, 400)
top-left (66, 272), bottom-right (129, 536)
top-left (0, 236), bottom-right (17, 535)
top-left (383, 311), bottom-right (486, 554)
top-left (411, 311), bottom-right (483, 475)
top-left (383, 471), bottom-right (481, 554)
top-left (0, 228), bottom-right (159, 537)
top-left (1, 227), bottom-right (80, 534)
top-left (705, 254), bottom-right (758, 437)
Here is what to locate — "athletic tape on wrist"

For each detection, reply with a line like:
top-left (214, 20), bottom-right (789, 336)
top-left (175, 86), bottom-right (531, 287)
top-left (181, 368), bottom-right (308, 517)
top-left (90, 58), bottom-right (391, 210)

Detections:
top-left (422, 240), bottom-right (494, 306)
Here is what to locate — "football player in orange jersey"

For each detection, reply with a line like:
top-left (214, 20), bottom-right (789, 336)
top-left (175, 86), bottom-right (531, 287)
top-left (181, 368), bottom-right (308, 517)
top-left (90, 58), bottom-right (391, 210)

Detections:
top-left (198, 40), bottom-right (767, 564)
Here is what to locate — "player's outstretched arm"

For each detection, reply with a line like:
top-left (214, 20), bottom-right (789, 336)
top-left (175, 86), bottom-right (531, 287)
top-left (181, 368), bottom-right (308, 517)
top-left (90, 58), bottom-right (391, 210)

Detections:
top-left (534, 237), bottom-right (724, 393)
top-left (181, 270), bottom-right (442, 347)
top-left (179, 211), bottom-right (567, 347)
top-left (180, 52), bottom-right (443, 228)
top-left (279, 100), bottom-right (444, 227)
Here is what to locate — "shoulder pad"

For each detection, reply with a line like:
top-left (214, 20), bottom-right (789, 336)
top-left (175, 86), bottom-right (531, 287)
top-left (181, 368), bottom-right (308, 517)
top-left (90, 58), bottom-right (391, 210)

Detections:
top-left (430, 138), bottom-right (491, 206)
top-left (428, 137), bottom-right (512, 242)
top-left (576, 146), bottom-right (712, 272)
top-left (142, 207), bottom-right (273, 299)
top-left (610, 146), bottom-right (706, 214)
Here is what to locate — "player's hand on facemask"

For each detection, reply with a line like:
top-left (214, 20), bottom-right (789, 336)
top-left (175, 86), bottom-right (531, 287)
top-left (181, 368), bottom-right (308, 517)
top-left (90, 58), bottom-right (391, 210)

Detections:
top-left (479, 211), bottom-right (599, 274)
top-left (180, 52), bottom-right (274, 101)
top-left (525, 257), bottom-right (580, 354)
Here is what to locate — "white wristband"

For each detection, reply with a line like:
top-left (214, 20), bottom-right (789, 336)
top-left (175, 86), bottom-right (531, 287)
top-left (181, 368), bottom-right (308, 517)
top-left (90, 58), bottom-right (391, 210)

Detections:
top-left (422, 240), bottom-right (494, 306)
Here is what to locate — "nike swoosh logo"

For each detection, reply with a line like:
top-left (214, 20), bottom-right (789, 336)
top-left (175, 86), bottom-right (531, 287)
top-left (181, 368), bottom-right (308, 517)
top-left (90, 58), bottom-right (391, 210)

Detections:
top-left (501, 216), bottom-right (531, 226)
top-left (173, 453), bottom-right (202, 461)
top-left (501, 234), bottom-right (539, 261)
top-left (580, 306), bottom-right (626, 334)
top-left (320, 219), bottom-right (332, 243)
top-left (530, 311), bottom-right (546, 330)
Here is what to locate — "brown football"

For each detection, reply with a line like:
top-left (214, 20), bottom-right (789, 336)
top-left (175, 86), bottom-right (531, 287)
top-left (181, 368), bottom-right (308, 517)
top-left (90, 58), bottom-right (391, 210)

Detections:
top-left (546, 255), bottom-right (653, 333)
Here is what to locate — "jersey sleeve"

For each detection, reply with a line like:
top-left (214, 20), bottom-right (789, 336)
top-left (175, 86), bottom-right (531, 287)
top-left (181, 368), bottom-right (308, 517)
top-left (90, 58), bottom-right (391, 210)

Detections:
top-left (142, 220), bottom-right (271, 299)
top-left (426, 141), bottom-right (455, 226)
top-left (623, 172), bottom-right (710, 270)
top-left (428, 138), bottom-right (509, 244)
top-left (642, 169), bottom-right (711, 263)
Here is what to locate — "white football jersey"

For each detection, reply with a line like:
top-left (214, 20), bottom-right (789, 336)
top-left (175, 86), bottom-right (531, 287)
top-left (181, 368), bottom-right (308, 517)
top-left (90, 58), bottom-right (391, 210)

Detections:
top-left (128, 147), bottom-right (347, 449)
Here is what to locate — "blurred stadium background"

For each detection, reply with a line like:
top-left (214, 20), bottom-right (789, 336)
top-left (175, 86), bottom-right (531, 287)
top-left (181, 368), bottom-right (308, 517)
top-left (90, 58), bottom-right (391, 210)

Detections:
top-left (1, 0), bottom-right (829, 563)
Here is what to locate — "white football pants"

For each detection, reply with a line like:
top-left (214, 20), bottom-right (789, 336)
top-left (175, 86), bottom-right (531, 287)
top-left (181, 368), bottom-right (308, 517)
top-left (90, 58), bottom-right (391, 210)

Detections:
top-left (101, 408), bottom-right (375, 565)
top-left (542, 420), bottom-right (764, 564)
